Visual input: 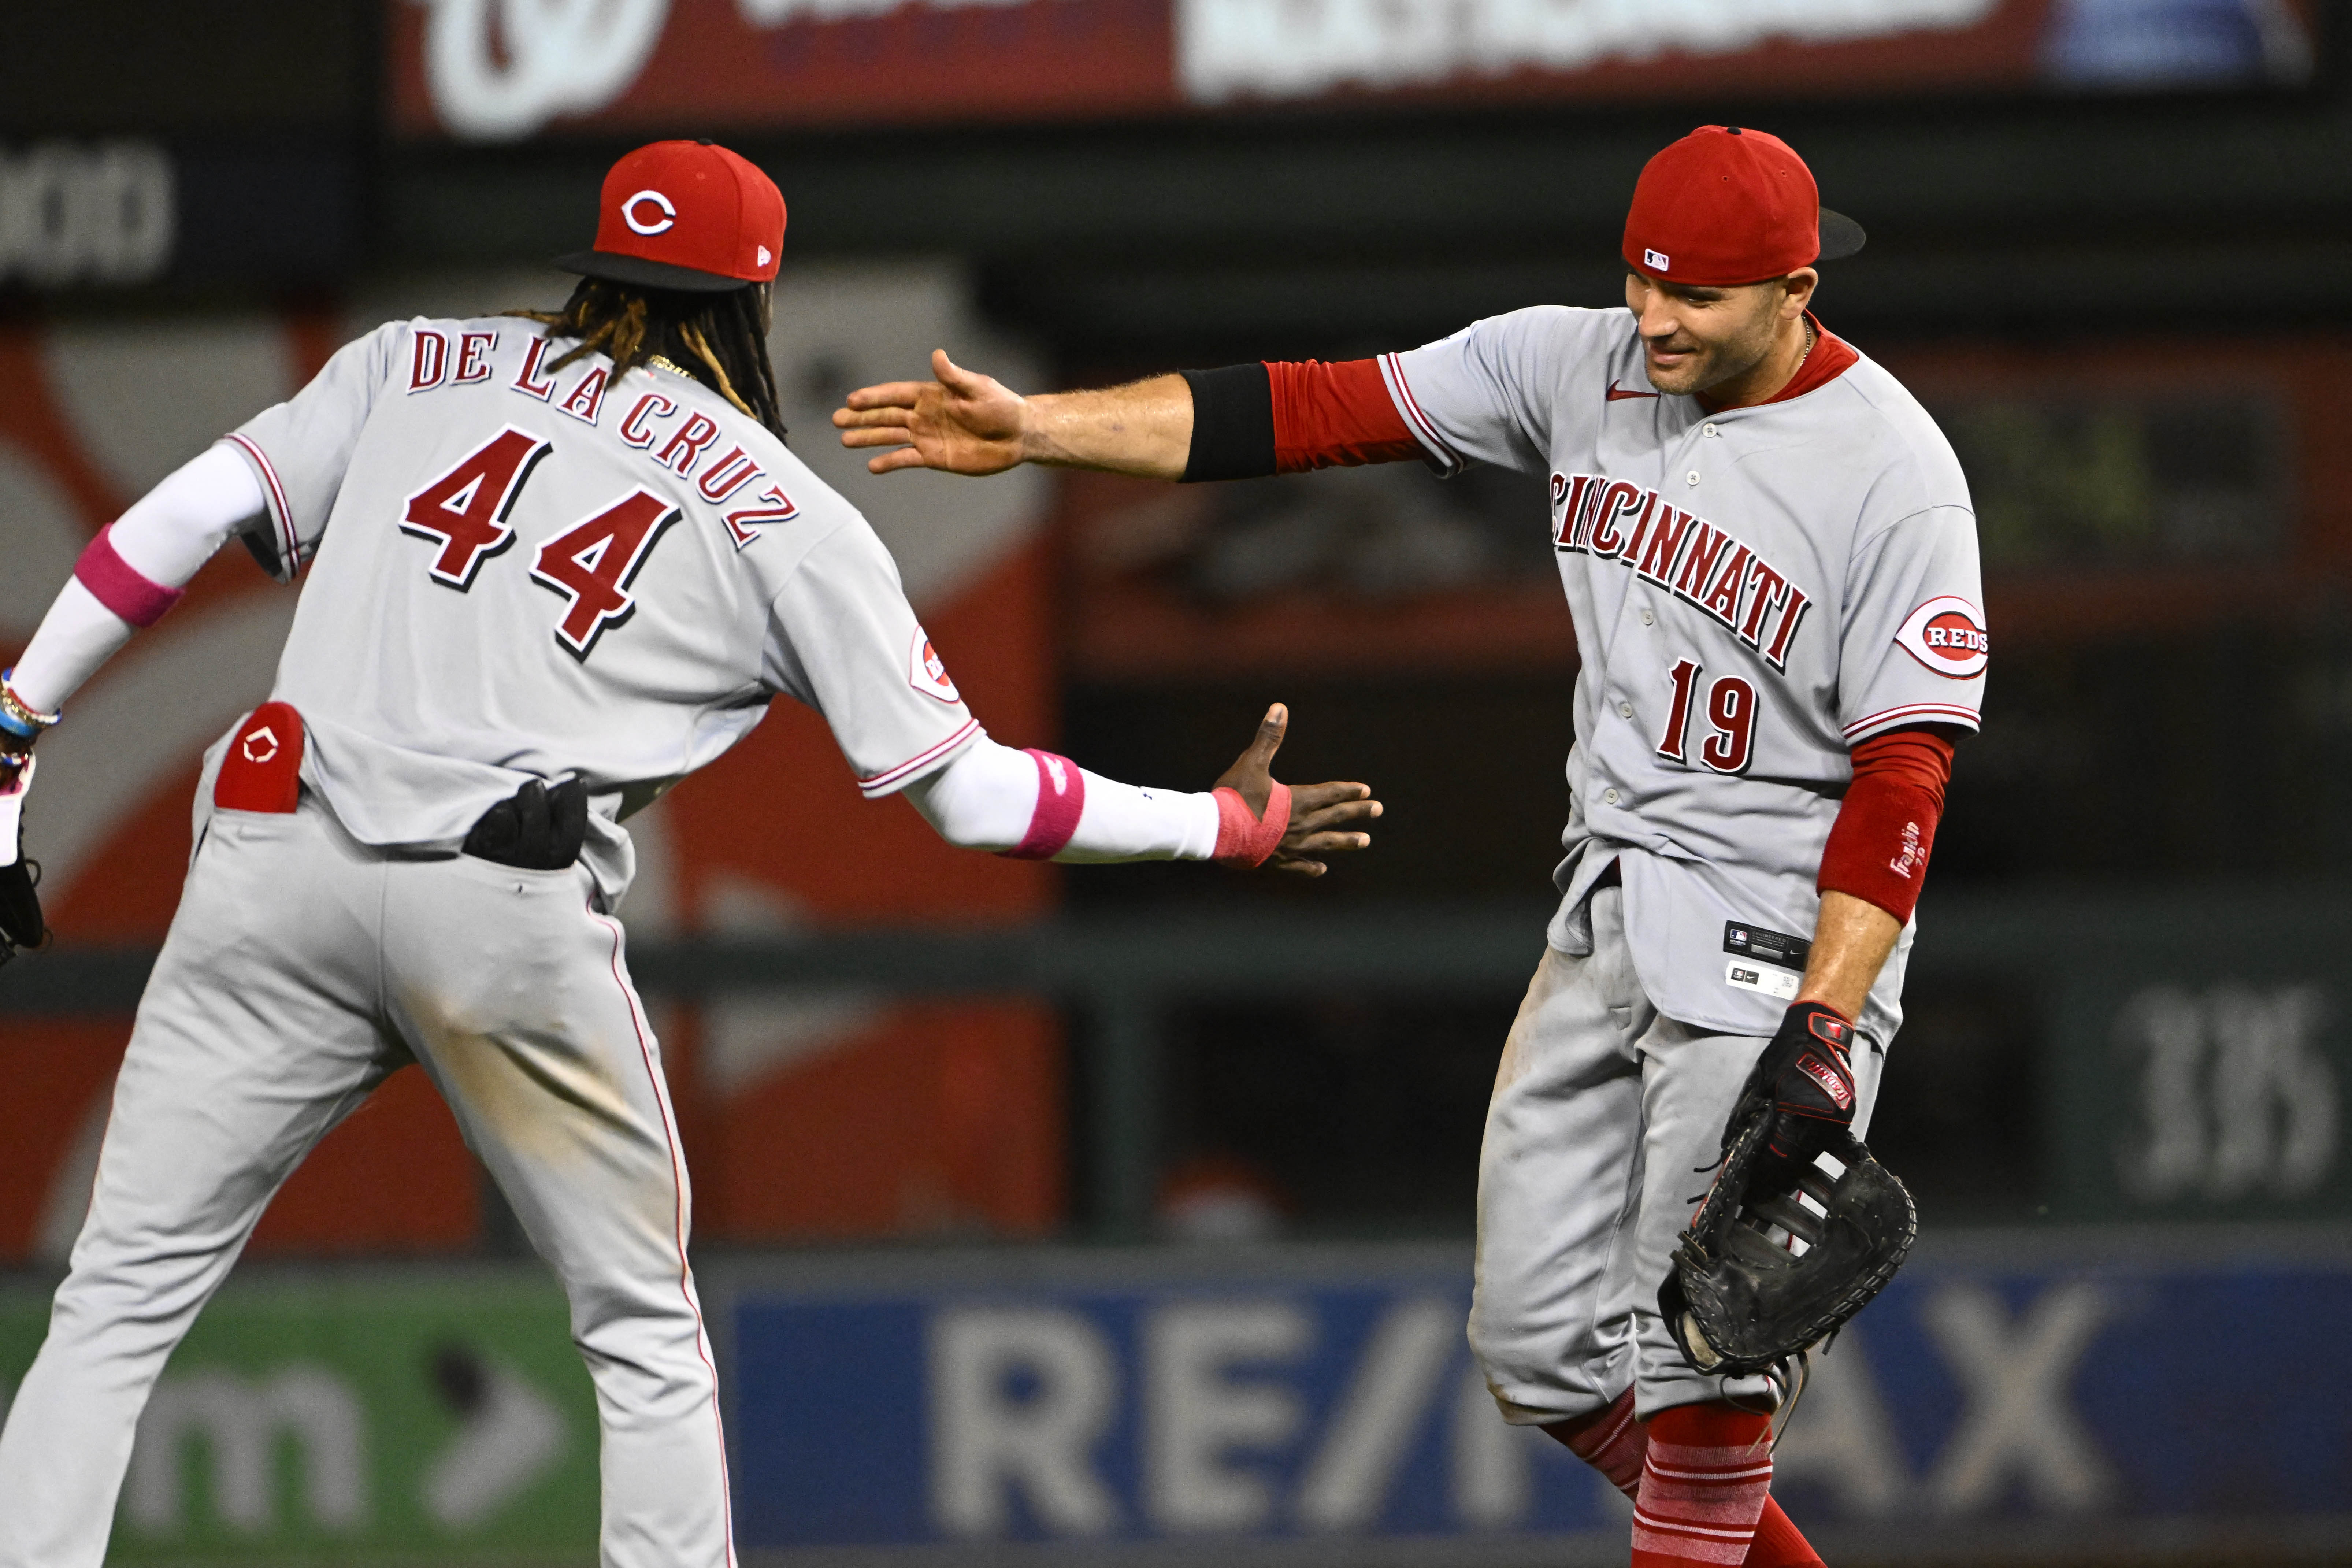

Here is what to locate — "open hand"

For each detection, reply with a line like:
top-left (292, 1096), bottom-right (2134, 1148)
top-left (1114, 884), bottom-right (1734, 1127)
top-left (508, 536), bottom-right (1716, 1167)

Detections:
top-left (833, 350), bottom-right (1029, 476)
top-left (1214, 704), bottom-right (1380, 877)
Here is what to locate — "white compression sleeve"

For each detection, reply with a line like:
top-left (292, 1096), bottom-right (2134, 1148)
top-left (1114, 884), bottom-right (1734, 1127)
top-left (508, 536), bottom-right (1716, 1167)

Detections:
top-left (905, 733), bottom-right (1221, 862)
top-left (1060, 768), bottom-right (1223, 864)
top-left (903, 737), bottom-right (1035, 848)
top-left (108, 443), bottom-right (269, 583)
top-left (9, 582), bottom-right (131, 715)
top-left (8, 445), bottom-right (269, 713)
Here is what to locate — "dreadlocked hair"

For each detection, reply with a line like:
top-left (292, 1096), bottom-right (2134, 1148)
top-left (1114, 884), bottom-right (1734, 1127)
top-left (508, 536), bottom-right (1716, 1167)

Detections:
top-left (509, 277), bottom-right (787, 442)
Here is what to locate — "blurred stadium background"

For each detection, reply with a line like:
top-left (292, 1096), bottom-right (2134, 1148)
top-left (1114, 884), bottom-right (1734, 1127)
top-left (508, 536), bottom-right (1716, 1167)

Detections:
top-left (3, 0), bottom-right (2349, 1561)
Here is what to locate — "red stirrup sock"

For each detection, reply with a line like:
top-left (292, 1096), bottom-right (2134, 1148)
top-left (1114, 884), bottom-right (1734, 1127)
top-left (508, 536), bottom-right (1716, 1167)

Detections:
top-left (1743, 1497), bottom-right (1823, 1567)
top-left (1632, 1401), bottom-right (1774, 1567)
top-left (1543, 1389), bottom-right (1645, 1498)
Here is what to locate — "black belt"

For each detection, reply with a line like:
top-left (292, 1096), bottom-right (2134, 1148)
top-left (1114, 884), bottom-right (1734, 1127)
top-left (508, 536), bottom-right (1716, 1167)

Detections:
top-left (462, 777), bottom-right (587, 871)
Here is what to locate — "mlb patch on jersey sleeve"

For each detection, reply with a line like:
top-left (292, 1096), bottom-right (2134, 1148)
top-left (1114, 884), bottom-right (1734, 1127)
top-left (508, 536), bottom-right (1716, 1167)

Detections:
top-left (908, 628), bottom-right (960, 703)
top-left (1893, 595), bottom-right (1989, 679)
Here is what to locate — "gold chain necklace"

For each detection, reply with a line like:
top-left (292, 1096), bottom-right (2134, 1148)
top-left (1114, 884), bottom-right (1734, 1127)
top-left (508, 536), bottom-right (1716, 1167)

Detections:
top-left (645, 354), bottom-right (695, 380)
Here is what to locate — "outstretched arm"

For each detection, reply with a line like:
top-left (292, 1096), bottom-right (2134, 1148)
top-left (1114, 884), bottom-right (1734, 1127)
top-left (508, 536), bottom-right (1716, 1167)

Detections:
top-left (7, 444), bottom-right (269, 726)
top-left (834, 351), bottom-right (1194, 479)
top-left (1, 443), bottom-right (271, 959)
top-left (905, 703), bottom-right (1380, 877)
top-left (838, 351), bottom-right (1432, 485)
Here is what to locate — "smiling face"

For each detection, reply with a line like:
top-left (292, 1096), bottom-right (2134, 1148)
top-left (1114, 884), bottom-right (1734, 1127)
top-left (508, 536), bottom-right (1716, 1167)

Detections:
top-left (1624, 268), bottom-right (1817, 397)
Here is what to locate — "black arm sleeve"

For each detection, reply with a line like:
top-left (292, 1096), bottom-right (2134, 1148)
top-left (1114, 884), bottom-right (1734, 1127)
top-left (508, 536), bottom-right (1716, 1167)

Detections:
top-left (1178, 364), bottom-right (1277, 483)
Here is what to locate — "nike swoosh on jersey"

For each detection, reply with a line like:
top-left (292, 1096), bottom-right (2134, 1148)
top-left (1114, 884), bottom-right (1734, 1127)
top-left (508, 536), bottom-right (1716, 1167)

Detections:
top-left (1606, 380), bottom-right (1661, 401)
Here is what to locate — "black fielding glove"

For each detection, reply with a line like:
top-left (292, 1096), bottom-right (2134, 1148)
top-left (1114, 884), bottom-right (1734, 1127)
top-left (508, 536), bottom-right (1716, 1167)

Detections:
top-left (0, 750), bottom-right (46, 968)
top-left (1724, 1000), bottom-right (1858, 1195)
top-left (0, 858), bottom-right (44, 968)
top-left (461, 777), bottom-right (589, 871)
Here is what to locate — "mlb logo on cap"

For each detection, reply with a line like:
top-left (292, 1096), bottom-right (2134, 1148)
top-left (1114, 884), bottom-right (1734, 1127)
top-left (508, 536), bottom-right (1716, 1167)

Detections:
top-left (556, 140), bottom-right (786, 294)
top-left (1644, 248), bottom-right (1670, 271)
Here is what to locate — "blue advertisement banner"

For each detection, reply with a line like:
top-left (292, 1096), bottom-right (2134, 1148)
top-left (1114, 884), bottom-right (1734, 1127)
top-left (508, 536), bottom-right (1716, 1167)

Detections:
top-left (724, 1238), bottom-right (2352, 1558)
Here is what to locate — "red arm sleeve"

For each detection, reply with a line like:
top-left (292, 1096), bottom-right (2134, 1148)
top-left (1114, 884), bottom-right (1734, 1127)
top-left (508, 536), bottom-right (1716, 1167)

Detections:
top-left (1817, 726), bottom-right (1956, 925)
top-left (1265, 359), bottom-right (1425, 473)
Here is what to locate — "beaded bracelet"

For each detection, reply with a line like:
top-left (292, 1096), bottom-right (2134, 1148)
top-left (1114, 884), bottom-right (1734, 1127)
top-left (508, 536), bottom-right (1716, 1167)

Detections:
top-left (0, 670), bottom-right (61, 742)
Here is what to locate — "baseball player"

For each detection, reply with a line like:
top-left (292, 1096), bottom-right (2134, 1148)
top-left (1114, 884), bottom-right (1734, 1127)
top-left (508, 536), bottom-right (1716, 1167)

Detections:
top-left (835, 126), bottom-right (1984, 1567)
top-left (0, 140), bottom-right (1380, 1568)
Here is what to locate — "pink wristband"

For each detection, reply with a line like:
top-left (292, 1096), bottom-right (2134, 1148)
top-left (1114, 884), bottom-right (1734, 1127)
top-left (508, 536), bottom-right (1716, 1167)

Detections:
top-left (1212, 781), bottom-right (1292, 867)
top-left (999, 749), bottom-right (1086, 861)
top-left (74, 525), bottom-right (185, 629)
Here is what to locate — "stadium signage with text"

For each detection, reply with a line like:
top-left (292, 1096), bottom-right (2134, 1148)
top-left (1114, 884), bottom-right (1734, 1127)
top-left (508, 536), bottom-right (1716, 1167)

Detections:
top-left (0, 140), bottom-right (360, 293)
top-left (0, 1278), bottom-right (599, 1560)
top-left (3, 1246), bottom-right (2345, 1559)
top-left (0, 142), bottom-right (174, 288)
top-left (391, 0), bottom-right (2316, 141)
top-left (727, 1245), bottom-right (2352, 1557)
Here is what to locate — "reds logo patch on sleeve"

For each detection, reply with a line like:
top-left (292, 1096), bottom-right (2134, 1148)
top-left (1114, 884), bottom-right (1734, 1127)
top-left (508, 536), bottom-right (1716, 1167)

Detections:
top-left (908, 628), bottom-right (960, 703)
top-left (1894, 595), bottom-right (1990, 679)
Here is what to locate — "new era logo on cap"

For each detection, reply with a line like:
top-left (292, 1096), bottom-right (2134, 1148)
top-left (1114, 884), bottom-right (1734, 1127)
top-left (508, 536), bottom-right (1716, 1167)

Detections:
top-left (1644, 248), bottom-right (1669, 271)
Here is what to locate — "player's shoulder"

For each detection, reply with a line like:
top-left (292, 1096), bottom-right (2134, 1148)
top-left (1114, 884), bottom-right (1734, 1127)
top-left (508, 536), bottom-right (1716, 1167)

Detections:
top-left (1815, 352), bottom-right (1971, 516)
top-left (367, 312), bottom-right (512, 350)
top-left (327, 314), bottom-right (520, 390)
top-left (650, 385), bottom-right (881, 579)
top-left (314, 315), bottom-right (430, 379)
top-left (1444, 303), bottom-right (1631, 353)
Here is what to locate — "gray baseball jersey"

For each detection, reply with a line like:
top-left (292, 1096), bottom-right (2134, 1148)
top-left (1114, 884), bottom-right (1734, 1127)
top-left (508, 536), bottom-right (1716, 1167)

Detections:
top-left (217, 316), bottom-right (979, 898)
top-left (1381, 307), bottom-right (1985, 1044)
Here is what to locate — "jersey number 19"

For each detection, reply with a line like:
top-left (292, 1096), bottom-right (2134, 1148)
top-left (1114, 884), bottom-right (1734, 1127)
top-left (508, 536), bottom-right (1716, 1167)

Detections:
top-left (1658, 657), bottom-right (1756, 775)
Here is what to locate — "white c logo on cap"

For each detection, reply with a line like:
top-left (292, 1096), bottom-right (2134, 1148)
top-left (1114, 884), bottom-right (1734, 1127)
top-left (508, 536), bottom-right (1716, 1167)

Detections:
top-left (623, 189), bottom-right (676, 236)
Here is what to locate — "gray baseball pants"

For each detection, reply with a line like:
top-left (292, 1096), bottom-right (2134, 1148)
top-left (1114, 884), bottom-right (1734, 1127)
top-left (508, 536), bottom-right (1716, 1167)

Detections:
top-left (1469, 883), bottom-right (1884, 1423)
top-left (0, 796), bottom-right (731, 1568)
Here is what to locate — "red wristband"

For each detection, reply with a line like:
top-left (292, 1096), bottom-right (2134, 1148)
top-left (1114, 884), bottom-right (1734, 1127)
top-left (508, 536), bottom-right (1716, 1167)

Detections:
top-left (74, 524), bottom-right (185, 628)
top-left (1212, 781), bottom-right (1291, 867)
top-left (999, 749), bottom-right (1085, 861)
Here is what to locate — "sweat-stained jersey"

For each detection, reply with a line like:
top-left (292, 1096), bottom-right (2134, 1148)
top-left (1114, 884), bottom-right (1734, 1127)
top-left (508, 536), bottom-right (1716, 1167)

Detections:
top-left (1383, 307), bottom-right (1985, 1043)
top-left (213, 316), bottom-right (980, 899)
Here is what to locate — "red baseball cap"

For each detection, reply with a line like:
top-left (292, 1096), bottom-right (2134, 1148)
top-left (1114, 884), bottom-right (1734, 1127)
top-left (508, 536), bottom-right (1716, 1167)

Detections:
top-left (1621, 126), bottom-right (1864, 288)
top-left (556, 140), bottom-right (786, 294)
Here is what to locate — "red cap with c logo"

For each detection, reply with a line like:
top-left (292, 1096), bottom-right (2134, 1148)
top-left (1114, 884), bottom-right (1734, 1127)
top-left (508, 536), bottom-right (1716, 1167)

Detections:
top-left (556, 140), bottom-right (786, 294)
top-left (1621, 126), bottom-right (1864, 288)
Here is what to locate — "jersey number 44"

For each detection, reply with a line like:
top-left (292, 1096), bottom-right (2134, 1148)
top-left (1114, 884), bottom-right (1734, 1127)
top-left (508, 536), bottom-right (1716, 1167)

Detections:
top-left (397, 425), bottom-right (789, 660)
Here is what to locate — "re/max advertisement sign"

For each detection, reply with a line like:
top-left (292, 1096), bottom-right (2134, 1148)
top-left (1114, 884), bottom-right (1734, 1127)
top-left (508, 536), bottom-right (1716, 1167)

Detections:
top-left (2, 1238), bottom-right (2345, 1560)
top-left (725, 1240), bottom-right (2352, 1557)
